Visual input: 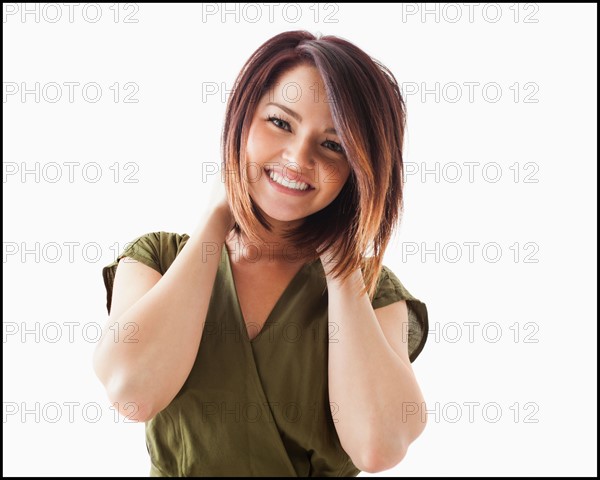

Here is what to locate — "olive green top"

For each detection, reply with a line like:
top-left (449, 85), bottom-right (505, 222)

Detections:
top-left (102, 231), bottom-right (429, 477)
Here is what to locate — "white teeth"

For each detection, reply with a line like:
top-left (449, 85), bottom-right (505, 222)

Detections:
top-left (267, 169), bottom-right (310, 191)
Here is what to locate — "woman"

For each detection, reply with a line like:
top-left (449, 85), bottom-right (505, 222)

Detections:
top-left (95, 30), bottom-right (429, 477)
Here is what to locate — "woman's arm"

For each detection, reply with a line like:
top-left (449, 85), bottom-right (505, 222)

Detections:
top-left (323, 255), bottom-right (427, 473)
top-left (93, 205), bottom-right (233, 422)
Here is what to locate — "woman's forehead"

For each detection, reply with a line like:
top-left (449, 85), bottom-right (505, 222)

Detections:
top-left (259, 65), bottom-right (333, 112)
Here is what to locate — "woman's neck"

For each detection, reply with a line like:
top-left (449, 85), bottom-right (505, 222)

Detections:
top-left (225, 222), bottom-right (315, 266)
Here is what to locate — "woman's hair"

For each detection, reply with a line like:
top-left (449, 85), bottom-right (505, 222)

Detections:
top-left (222, 30), bottom-right (406, 300)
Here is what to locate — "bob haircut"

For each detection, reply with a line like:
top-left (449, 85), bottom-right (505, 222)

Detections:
top-left (222, 30), bottom-right (406, 300)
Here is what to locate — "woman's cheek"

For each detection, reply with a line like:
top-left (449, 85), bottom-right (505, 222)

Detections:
top-left (321, 161), bottom-right (345, 185)
top-left (247, 125), bottom-right (276, 160)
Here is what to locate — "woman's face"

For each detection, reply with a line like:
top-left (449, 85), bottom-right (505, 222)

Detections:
top-left (244, 64), bottom-right (351, 223)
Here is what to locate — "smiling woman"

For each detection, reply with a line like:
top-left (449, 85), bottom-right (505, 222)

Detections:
top-left (95, 30), bottom-right (429, 477)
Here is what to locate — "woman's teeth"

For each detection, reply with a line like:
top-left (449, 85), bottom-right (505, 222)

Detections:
top-left (267, 169), bottom-right (311, 191)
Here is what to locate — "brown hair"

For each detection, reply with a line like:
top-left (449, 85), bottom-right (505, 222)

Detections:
top-left (222, 30), bottom-right (406, 300)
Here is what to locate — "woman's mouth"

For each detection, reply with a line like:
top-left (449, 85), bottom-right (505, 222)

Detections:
top-left (264, 167), bottom-right (315, 196)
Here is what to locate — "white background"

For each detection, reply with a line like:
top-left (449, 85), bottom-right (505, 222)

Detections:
top-left (3, 2), bottom-right (597, 477)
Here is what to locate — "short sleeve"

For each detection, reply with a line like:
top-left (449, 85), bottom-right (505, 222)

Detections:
top-left (371, 265), bottom-right (429, 363)
top-left (101, 231), bottom-right (189, 315)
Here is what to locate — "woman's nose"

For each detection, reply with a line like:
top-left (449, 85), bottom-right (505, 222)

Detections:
top-left (282, 137), bottom-right (315, 172)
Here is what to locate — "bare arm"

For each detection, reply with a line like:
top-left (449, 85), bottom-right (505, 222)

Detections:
top-left (93, 205), bottom-right (233, 422)
top-left (320, 252), bottom-right (427, 473)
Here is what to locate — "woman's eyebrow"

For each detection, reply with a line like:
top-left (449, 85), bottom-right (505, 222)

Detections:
top-left (266, 101), bottom-right (337, 135)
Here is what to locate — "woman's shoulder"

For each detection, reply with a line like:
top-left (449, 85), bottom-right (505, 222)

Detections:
top-left (128, 230), bottom-right (191, 268)
top-left (101, 231), bottom-right (195, 314)
top-left (103, 231), bottom-right (191, 275)
top-left (133, 230), bottom-right (190, 245)
top-left (141, 230), bottom-right (190, 251)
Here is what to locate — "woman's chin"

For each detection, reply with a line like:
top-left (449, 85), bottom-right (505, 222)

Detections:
top-left (250, 198), bottom-right (306, 224)
top-left (262, 210), bottom-right (306, 225)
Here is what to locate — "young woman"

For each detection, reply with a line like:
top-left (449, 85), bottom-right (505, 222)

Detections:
top-left (95, 30), bottom-right (429, 477)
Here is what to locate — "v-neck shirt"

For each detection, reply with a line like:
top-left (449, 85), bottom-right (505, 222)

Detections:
top-left (101, 231), bottom-right (429, 477)
top-left (225, 241), bottom-right (321, 343)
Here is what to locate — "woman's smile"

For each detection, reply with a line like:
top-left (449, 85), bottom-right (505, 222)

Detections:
top-left (263, 166), bottom-right (316, 196)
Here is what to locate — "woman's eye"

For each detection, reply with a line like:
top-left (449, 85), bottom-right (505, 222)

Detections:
top-left (266, 115), bottom-right (291, 131)
top-left (266, 114), bottom-right (344, 155)
top-left (324, 139), bottom-right (344, 154)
